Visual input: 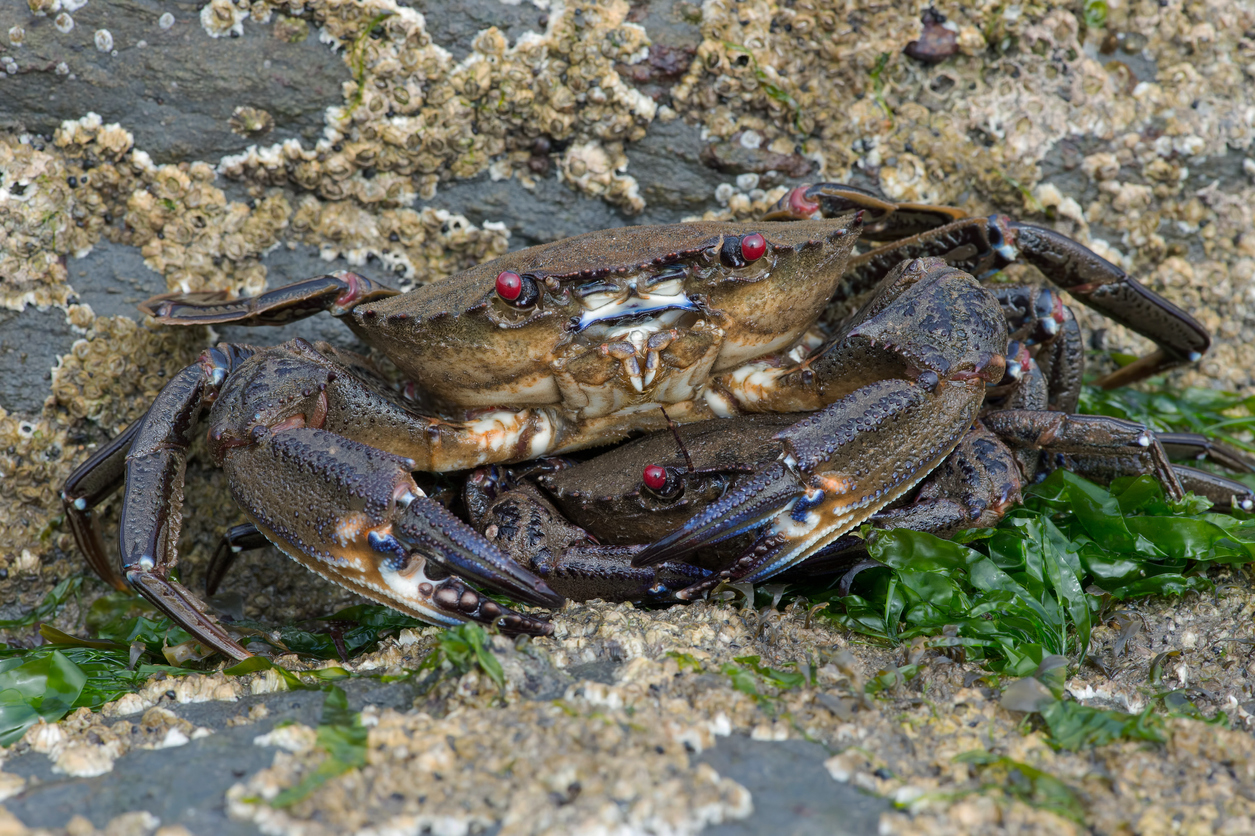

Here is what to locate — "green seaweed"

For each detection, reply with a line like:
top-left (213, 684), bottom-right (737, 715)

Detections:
top-left (271, 686), bottom-right (368, 808)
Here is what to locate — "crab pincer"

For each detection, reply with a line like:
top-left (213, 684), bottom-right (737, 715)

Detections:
top-left (63, 341), bottom-right (562, 661)
top-left (633, 258), bottom-right (1009, 588)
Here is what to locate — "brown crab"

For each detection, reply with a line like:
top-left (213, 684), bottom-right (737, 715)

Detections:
top-left (61, 184), bottom-right (1211, 659)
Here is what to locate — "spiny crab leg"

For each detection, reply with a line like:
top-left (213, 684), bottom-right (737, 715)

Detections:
top-left (767, 183), bottom-right (1210, 386)
top-left (1154, 432), bottom-right (1255, 475)
top-left (140, 271), bottom-right (399, 325)
top-left (110, 344), bottom-right (259, 659)
top-left (61, 418), bottom-right (145, 591)
top-left (202, 523), bottom-right (270, 595)
top-left (982, 410), bottom-right (1186, 501)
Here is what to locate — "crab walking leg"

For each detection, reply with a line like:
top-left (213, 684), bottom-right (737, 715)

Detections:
top-left (1154, 432), bottom-right (1255, 474)
top-left (982, 410), bottom-right (1186, 501)
top-left (204, 523), bottom-right (271, 596)
top-left (1168, 467), bottom-right (1255, 513)
top-left (114, 346), bottom-right (259, 660)
top-left (61, 418), bottom-right (146, 591)
top-left (854, 218), bottom-right (1209, 385)
top-left (141, 271), bottom-right (399, 325)
top-left (218, 427), bottom-right (560, 634)
top-left (766, 183), bottom-right (1210, 385)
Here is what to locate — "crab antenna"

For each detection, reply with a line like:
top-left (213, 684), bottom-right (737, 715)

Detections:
top-left (659, 406), bottom-right (695, 472)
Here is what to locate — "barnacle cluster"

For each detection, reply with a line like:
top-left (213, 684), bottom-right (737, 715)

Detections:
top-left (289, 198), bottom-right (508, 287)
top-left (0, 118), bottom-right (137, 311)
top-left (214, 0), bottom-right (657, 211)
top-left (675, 0), bottom-right (1255, 387)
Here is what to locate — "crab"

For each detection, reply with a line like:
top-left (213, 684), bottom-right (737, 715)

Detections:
top-left (459, 299), bottom-right (1254, 604)
top-left (61, 183), bottom-right (1212, 659)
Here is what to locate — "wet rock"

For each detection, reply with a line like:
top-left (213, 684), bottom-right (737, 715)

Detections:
top-left (402, 0), bottom-right (545, 62)
top-left (700, 132), bottom-right (814, 179)
top-left (66, 237), bottom-right (167, 320)
top-left (0, 0), bottom-right (346, 163)
top-left (904, 9), bottom-right (958, 65)
top-left (699, 736), bottom-right (890, 836)
top-left (0, 306), bottom-right (73, 414)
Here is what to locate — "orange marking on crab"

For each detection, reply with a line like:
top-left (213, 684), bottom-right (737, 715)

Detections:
top-left (270, 415), bottom-right (307, 433)
top-left (814, 473), bottom-right (853, 496)
top-left (334, 512), bottom-right (376, 548)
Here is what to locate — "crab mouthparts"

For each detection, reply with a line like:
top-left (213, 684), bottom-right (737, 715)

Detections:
top-left (576, 289), bottom-right (699, 331)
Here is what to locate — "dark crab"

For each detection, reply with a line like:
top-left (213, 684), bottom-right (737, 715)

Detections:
top-left (461, 295), bottom-right (1254, 604)
top-left (61, 183), bottom-right (1212, 658)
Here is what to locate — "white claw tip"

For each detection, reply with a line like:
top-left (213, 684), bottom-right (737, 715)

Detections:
top-left (138, 555), bottom-right (156, 571)
top-left (73, 497), bottom-right (87, 510)
top-left (1137, 433), bottom-right (1152, 447)
top-left (395, 488), bottom-right (425, 508)
top-left (1188, 352), bottom-right (1203, 362)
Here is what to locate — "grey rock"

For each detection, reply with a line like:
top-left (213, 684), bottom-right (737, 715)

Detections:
top-left (403, 0), bottom-right (548, 62)
top-left (699, 735), bottom-right (891, 836)
top-left (628, 118), bottom-right (737, 221)
top-left (67, 237), bottom-right (167, 320)
top-left (0, 0), bottom-right (346, 163)
top-left (0, 306), bottom-right (73, 414)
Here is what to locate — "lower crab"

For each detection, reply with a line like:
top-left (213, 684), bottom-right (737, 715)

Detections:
top-left (62, 183), bottom-right (1213, 659)
top-left (460, 299), bottom-right (1255, 603)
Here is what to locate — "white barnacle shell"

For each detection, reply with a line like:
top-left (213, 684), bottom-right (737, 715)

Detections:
top-left (200, 0), bottom-right (246, 38)
top-left (94, 29), bottom-right (113, 52)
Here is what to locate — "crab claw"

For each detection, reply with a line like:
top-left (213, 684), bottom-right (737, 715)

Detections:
top-left (637, 259), bottom-right (1007, 583)
top-left (634, 376), bottom-right (987, 577)
top-left (221, 427), bottom-right (563, 628)
top-left (386, 491), bottom-right (564, 609)
top-left (630, 460), bottom-right (800, 567)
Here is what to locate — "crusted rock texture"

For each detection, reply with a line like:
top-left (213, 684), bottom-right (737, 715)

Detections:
top-left (1, 0), bottom-right (1253, 833)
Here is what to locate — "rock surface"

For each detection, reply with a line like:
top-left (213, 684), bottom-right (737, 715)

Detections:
top-left (1, 0), bottom-right (1254, 833)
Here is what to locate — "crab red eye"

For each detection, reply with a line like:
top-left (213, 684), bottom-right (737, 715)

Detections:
top-left (741, 233), bottom-right (766, 261)
top-left (495, 271), bottom-right (523, 301)
top-left (642, 465), bottom-right (667, 491)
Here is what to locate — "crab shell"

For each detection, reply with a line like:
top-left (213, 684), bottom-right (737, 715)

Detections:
top-left (339, 219), bottom-right (860, 415)
top-left (536, 413), bottom-right (802, 544)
